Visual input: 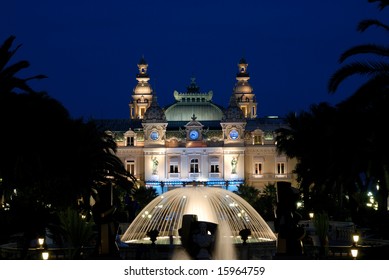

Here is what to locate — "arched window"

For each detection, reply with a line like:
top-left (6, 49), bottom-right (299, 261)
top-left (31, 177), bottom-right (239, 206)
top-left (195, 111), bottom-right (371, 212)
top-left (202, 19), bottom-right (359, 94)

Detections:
top-left (190, 158), bottom-right (199, 173)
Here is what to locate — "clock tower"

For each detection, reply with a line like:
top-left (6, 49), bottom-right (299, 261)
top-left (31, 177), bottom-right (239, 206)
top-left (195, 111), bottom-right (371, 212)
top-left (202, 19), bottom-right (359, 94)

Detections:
top-left (185, 114), bottom-right (205, 147)
top-left (142, 94), bottom-right (167, 147)
top-left (221, 94), bottom-right (246, 146)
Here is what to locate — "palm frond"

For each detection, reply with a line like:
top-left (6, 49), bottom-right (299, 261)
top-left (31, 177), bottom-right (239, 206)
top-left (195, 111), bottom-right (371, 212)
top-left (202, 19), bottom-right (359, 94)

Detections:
top-left (368, 0), bottom-right (389, 10)
top-left (0, 60), bottom-right (30, 79)
top-left (25, 74), bottom-right (48, 81)
top-left (328, 61), bottom-right (389, 93)
top-left (339, 44), bottom-right (389, 63)
top-left (358, 19), bottom-right (389, 32)
top-left (0, 35), bottom-right (21, 71)
top-left (337, 73), bottom-right (389, 109)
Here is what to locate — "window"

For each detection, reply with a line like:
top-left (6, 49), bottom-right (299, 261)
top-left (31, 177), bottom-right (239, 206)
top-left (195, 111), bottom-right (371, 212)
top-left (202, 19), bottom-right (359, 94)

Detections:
top-left (140, 107), bottom-right (145, 117)
top-left (277, 162), bottom-right (285, 174)
top-left (254, 135), bottom-right (261, 145)
top-left (170, 164), bottom-right (179, 173)
top-left (126, 136), bottom-right (134, 146)
top-left (241, 106), bottom-right (247, 117)
top-left (210, 164), bottom-right (219, 173)
top-left (190, 159), bottom-right (199, 173)
top-left (254, 163), bottom-right (262, 175)
top-left (126, 160), bottom-right (135, 175)
top-left (131, 107), bottom-right (135, 118)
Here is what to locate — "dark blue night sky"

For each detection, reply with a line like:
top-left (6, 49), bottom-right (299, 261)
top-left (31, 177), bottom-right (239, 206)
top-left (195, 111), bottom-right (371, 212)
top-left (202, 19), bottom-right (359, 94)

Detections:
top-left (1, 0), bottom-right (388, 119)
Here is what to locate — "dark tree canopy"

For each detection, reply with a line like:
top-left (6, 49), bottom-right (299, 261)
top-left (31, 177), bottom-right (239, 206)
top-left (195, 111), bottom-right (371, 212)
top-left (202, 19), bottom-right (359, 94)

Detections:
top-left (0, 36), bottom-right (133, 246)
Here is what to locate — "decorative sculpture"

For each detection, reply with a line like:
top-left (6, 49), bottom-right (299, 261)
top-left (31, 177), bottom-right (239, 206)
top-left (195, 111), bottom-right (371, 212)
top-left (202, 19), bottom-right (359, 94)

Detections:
top-left (152, 156), bottom-right (158, 175)
top-left (231, 157), bottom-right (238, 174)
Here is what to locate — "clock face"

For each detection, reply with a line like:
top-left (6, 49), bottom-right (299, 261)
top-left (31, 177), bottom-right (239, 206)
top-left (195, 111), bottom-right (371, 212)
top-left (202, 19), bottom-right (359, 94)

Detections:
top-left (229, 129), bottom-right (239, 140)
top-left (189, 130), bottom-right (199, 140)
top-left (150, 131), bottom-right (159, 141)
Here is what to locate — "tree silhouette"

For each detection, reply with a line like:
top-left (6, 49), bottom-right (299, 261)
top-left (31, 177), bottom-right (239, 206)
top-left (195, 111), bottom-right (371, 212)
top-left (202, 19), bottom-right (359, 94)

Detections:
top-left (0, 35), bottom-right (46, 95)
top-left (0, 36), bottom-right (135, 254)
top-left (328, 1), bottom-right (389, 215)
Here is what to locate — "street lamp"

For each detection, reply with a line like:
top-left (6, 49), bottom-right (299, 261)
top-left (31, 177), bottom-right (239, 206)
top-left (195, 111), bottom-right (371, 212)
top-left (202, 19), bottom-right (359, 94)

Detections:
top-left (38, 237), bottom-right (44, 249)
top-left (42, 251), bottom-right (50, 260)
top-left (350, 245), bottom-right (358, 260)
top-left (309, 212), bottom-right (314, 219)
top-left (351, 231), bottom-right (360, 260)
top-left (352, 233), bottom-right (360, 244)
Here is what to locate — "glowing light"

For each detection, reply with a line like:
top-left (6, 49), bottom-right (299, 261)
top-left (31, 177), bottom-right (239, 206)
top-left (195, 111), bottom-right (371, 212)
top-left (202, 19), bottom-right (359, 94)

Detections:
top-left (38, 238), bottom-right (44, 248)
top-left (121, 186), bottom-right (276, 247)
top-left (42, 251), bottom-right (49, 260)
top-left (351, 247), bottom-right (358, 259)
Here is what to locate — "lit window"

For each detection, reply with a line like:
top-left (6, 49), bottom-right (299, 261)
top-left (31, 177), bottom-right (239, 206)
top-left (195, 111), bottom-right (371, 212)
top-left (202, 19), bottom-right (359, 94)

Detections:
top-left (170, 164), bottom-right (179, 173)
top-left (254, 135), bottom-right (261, 145)
top-left (210, 164), bottom-right (219, 173)
top-left (254, 163), bottom-right (262, 175)
top-left (277, 163), bottom-right (285, 174)
top-left (190, 159), bottom-right (199, 173)
top-left (126, 136), bottom-right (134, 146)
top-left (126, 160), bottom-right (135, 175)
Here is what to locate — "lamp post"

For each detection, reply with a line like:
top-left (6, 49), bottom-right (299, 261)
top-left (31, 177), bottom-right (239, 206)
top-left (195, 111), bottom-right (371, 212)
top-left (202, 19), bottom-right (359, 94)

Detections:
top-left (350, 231), bottom-right (360, 260)
top-left (350, 245), bottom-right (358, 260)
top-left (352, 233), bottom-right (360, 245)
top-left (38, 238), bottom-right (45, 249)
top-left (42, 251), bottom-right (50, 260)
top-left (37, 237), bottom-right (49, 260)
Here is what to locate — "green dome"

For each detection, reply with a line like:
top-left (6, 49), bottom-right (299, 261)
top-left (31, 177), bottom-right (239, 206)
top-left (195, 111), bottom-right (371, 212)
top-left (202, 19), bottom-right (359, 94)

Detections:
top-left (164, 102), bottom-right (223, 121)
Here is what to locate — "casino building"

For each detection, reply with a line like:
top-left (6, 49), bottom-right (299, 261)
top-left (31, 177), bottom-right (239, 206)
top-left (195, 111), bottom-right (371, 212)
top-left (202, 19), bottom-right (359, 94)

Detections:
top-left (99, 57), bottom-right (297, 194)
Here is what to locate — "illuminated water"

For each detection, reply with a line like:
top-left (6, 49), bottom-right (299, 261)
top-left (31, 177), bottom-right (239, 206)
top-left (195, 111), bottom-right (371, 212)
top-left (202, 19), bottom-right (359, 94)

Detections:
top-left (120, 186), bottom-right (276, 259)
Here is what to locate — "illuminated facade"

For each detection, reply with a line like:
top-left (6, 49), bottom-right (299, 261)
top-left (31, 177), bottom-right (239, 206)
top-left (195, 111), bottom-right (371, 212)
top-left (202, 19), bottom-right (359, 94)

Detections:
top-left (100, 57), bottom-right (297, 193)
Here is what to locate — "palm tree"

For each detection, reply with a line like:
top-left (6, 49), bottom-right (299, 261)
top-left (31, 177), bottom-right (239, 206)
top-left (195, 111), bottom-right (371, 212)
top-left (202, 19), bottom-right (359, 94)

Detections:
top-left (0, 35), bottom-right (46, 95)
top-left (328, 1), bottom-right (389, 214)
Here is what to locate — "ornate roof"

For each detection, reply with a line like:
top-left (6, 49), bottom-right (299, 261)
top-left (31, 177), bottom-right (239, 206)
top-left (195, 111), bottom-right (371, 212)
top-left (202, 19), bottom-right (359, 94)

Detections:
top-left (222, 94), bottom-right (245, 122)
top-left (165, 78), bottom-right (224, 121)
top-left (165, 102), bottom-right (223, 121)
top-left (143, 95), bottom-right (166, 123)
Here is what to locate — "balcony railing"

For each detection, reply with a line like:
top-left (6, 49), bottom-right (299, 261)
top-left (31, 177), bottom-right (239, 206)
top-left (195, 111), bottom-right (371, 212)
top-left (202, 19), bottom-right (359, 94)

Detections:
top-left (168, 173), bottom-right (180, 179)
top-left (189, 173), bottom-right (200, 179)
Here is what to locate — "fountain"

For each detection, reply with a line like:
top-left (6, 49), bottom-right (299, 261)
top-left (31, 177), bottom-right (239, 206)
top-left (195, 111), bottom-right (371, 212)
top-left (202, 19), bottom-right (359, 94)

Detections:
top-left (120, 186), bottom-right (276, 259)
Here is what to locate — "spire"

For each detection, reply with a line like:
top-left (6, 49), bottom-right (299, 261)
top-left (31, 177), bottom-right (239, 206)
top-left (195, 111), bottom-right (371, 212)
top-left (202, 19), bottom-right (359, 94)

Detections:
top-left (232, 57), bottom-right (257, 118)
top-left (186, 77), bottom-right (200, 93)
top-left (130, 56), bottom-right (153, 120)
top-left (137, 55), bottom-right (149, 76)
top-left (237, 57), bottom-right (249, 76)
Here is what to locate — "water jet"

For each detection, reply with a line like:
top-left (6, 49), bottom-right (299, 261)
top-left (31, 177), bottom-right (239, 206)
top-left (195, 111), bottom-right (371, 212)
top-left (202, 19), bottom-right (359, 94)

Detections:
top-left (120, 186), bottom-right (276, 259)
